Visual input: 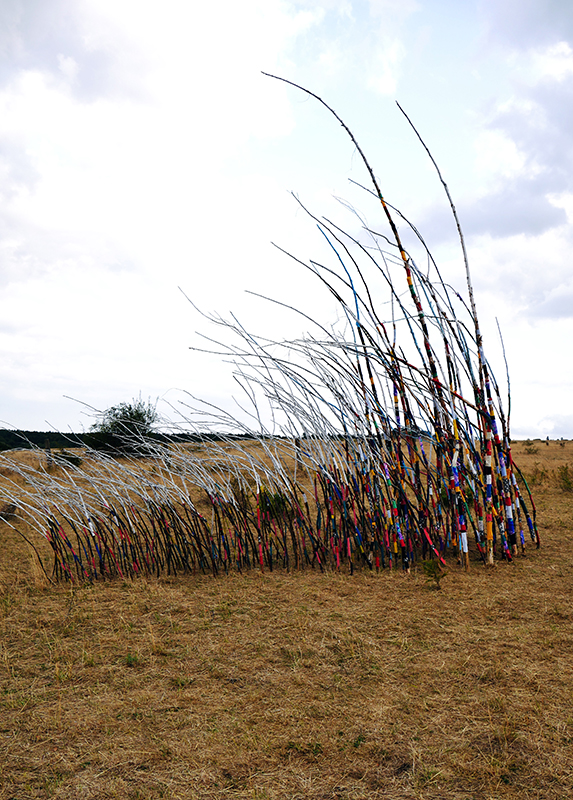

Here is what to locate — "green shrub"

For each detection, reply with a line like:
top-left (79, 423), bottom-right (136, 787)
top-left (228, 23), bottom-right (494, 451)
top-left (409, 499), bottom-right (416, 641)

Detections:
top-left (557, 465), bottom-right (573, 493)
top-left (88, 397), bottom-right (158, 456)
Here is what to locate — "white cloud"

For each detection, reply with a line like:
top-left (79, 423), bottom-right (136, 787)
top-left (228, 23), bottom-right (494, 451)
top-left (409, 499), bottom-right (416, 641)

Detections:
top-left (473, 129), bottom-right (528, 181)
top-left (368, 0), bottom-right (419, 24)
top-left (466, 227), bottom-right (573, 313)
top-left (480, 0), bottom-right (573, 52)
top-left (547, 190), bottom-right (573, 224)
top-left (531, 41), bottom-right (573, 81)
top-left (318, 44), bottom-right (345, 74)
top-left (56, 53), bottom-right (78, 82)
top-left (367, 39), bottom-right (406, 95)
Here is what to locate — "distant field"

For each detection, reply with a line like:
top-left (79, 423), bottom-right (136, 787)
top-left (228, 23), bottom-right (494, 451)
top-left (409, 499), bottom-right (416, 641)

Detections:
top-left (1, 439), bottom-right (572, 799)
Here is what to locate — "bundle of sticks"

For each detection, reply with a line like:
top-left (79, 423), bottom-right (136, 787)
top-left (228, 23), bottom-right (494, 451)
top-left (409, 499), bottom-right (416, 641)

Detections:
top-left (0, 79), bottom-right (538, 582)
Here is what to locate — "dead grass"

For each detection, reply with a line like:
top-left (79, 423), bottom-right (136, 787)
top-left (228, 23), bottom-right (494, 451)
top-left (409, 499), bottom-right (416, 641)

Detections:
top-left (0, 439), bottom-right (572, 798)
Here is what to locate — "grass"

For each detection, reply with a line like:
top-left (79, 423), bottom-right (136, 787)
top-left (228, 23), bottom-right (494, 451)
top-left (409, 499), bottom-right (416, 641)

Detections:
top-left (0, 439), bottom-right (572, 798)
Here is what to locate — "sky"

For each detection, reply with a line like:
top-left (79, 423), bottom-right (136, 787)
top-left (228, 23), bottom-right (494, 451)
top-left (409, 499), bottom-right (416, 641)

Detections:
top-left (0, 0), bottom-right (572, 438)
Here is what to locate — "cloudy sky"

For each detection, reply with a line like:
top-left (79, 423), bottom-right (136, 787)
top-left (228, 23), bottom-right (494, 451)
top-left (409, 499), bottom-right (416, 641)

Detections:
top-left (0, 0), bottom-right (572, 437)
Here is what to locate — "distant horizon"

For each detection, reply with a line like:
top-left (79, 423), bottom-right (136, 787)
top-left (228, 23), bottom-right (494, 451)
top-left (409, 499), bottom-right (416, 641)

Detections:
top-left (0, 426), bottom-right (567, 443)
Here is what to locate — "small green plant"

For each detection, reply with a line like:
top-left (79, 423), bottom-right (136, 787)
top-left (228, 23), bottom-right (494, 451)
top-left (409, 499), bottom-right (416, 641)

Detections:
top-left (415, 765), bottom-right (443, 787)
top-left (528, 462), bottom-right (547, 486)
top-left (286, 740), bottom-right (323, 758)
top-left (125, 652), bottom-right (139, 667)
top-left (439, 484), bottom-right (450, 504)
top-left (524, 439), bottom-right (539, 455)
top-left (259, 487), bottom-right (293, 521)
top-left (81, 649), bottom-right (95, 667)
top-left (557, 464), bottom-right (573, 493)
top-left (44, 772), bottom-right (65, 796)
top-left (421, 559), bottom-right (447, 590)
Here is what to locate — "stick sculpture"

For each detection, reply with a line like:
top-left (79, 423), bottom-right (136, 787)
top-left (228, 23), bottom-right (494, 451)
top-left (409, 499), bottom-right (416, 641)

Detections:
top-left (0, 79), bottom-right (538, 582)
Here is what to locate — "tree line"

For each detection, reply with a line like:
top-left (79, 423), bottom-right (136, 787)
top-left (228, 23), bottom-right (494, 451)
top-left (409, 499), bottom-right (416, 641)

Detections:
top-left (0, 429), bottom-right (258, 453)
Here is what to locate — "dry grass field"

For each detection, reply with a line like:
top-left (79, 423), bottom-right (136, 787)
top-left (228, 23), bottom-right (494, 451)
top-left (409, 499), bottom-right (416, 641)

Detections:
top-left (1, 438), bottom-right (572, 799)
